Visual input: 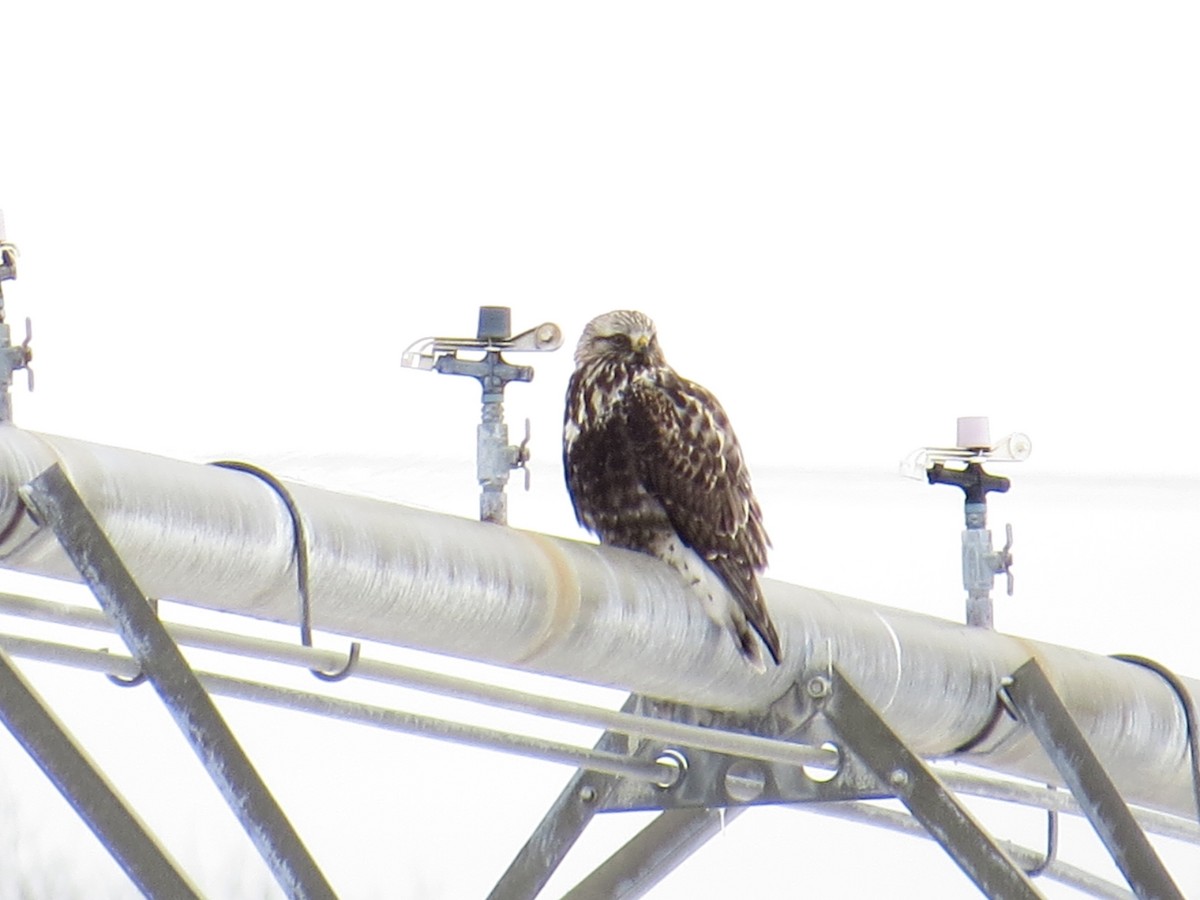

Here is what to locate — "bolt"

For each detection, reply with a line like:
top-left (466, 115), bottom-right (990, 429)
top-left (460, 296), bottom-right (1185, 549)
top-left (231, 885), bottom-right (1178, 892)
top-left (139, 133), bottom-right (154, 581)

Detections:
top-left (806, 676), bottom-right (831, 699)
top-left (578, 786), bottom-right (597, 804)
top-left (890, 769), bottom-right (910, 789)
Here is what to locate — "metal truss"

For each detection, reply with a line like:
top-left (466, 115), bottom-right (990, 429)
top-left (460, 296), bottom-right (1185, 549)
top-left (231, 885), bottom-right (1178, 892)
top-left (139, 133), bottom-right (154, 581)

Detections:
top-left (492, 660), bottom-right (1195, 899)
top-left (491, 673), bottom-right (1045, 899)
top-left (1004, 659), bottom-right (1185, 899)
top-left (0, 458), bottom-right (1197, 898)
top-left (20, 463), bottom-right (338, 900)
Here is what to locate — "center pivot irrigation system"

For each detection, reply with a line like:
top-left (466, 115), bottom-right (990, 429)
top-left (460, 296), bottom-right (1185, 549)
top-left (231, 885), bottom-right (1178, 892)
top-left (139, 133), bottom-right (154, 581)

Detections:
top-left (0, 219), bottom-right (1196, 899)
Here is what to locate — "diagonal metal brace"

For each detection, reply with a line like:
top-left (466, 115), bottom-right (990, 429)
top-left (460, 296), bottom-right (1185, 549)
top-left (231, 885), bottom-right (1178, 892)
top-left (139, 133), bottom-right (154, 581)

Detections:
top-left (20, 463), bottom-right (338, 900)
top-left (496, 670), bottom-right (1045, 900)
top-left (1002, 658), bottom-right (1184, 900)
top-left (0, 646), bottom-right (203, 898)
top-left (821, 666), bottom-right (1044, 900)
top-left (488, 696), bottom-right (641, 900)
top-left (488, 688), bottom-right (809, 898)
top-left (561, 806), bottom-right (746, 899)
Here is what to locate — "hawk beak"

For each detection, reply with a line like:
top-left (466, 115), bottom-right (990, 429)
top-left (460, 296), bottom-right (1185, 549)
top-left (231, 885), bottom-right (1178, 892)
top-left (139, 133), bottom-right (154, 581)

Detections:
top-left (633, 334), bottom-right (650, 352)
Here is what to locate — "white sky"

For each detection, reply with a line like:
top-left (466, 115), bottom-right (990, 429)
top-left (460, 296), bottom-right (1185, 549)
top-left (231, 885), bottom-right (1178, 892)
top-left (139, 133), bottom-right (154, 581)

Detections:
top-left (1, 2), bottom-right (1198, 897)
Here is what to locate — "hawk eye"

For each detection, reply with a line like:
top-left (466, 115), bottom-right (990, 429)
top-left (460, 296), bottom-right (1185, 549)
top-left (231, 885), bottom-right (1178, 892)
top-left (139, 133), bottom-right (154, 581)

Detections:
top-left (607, 333), bottom-right (633, 350)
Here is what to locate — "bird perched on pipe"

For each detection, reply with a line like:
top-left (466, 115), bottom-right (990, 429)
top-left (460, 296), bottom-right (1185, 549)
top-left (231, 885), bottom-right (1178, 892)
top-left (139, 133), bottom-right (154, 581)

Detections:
top-left (563, 310), bottom-right (782, 671)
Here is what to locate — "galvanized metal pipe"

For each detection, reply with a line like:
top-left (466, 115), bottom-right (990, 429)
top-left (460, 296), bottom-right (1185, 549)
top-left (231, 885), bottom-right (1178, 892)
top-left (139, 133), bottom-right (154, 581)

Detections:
top-left (0, 427), bottom-right (1196, 819)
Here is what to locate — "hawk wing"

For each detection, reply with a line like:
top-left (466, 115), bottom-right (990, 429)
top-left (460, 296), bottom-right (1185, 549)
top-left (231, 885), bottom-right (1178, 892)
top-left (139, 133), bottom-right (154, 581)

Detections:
top-left (625, 370), bottom-right (781, 663)
top-left (563, 367), bottom-right (672, 550)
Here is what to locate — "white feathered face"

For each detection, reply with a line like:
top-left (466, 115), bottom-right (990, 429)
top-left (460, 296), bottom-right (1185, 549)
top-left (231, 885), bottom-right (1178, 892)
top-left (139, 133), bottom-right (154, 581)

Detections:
top-left (574, 310), bottom-right (666, 367)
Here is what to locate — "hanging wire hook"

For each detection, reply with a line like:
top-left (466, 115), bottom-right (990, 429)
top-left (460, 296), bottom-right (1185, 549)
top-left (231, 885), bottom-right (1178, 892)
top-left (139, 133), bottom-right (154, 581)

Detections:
top-left (107, 665), bottom-right (147, 687)
top-left (988, 674), bottom-right (1060, 877)
top-left (1024, 798), bottom-right (1059, 877)
top-left (210, 461), bottom-right (361, 682)
top-left (107, 597), bottom-right (159, 687)
top-left (951, 697), bottom-right (1005, 754)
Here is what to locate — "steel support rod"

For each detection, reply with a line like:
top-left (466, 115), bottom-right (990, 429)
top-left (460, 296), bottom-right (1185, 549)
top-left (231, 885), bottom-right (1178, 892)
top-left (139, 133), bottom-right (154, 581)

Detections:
top-left (1004, 659), bottom-right (1185, 900)
top-left (562, 807), bottom-right (746, 900)
top-left (488, 724), bottom-right (629, 900)
top-left (0, 647), bottom-right (203, 898)
top-left (0, 633), bottom-right (675, 785)
top-left (3, 635), bottom-right (1175, 900)
top-left (0, 591), bottom-right (829, 771)
top-left (823, 666), bottom-right (1043, 899)
top-left (5, 629), bottom-right (1196, 848)
top-left (0, 428), bottom-right (1195, 818)
top-left (20, 463), bottom-right (338, 900)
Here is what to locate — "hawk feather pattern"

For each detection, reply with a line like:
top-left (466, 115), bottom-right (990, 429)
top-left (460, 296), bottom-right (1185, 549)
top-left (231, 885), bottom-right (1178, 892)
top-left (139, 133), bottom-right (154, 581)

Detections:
top-left (563, 310), bottom-right (783, 670)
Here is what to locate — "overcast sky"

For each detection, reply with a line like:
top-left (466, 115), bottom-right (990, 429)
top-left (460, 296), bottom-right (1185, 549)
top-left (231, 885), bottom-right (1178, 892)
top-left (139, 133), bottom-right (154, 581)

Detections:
top-left (1, 2), bottom-right (1198, 897)
top-left (3, 2), bottom-right (1198, 480)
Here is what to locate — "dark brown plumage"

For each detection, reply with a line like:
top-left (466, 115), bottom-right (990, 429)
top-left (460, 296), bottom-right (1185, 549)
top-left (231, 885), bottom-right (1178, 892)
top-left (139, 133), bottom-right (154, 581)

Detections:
top-left (563, 310), bottom-right (782, 670)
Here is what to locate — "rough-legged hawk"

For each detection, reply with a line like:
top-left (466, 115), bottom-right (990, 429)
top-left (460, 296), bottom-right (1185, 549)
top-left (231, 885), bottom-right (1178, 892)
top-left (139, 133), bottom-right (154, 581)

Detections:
top-left (563, 309), bottom-right (782, 670)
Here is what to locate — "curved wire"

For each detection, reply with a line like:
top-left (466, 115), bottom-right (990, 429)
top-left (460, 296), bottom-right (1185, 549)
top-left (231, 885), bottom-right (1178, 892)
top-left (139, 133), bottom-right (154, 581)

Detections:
top-left (952, 696), bottom-right (1006, 753)
top-left (209, 460), bottom-right (361, 682)
top-left (1110, 653), bottom-right (1200, 824)
top-left (1023, 796), bottom-right (1059, 878)
top-left (106, 597), bottom-right (159, 687)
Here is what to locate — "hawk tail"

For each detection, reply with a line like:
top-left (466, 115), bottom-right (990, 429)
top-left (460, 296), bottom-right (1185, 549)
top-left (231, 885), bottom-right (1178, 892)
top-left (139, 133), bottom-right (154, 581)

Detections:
top-left (729, 591), bottom-right (782, 673)
top-left (732, 618), bottom-right (768, 674)
top-left (712, 560), bottom-right (783, 670)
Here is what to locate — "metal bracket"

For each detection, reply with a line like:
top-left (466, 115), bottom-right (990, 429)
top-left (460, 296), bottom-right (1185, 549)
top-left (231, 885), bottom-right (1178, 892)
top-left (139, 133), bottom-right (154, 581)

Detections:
top-left (494, 668), bottom-right (1046, 899)
top-left (597, 687), bottom-right (883, 812)
top-left (20, 463), bottom-right (338, 900)
top-left (1002, 658), bottom-right (1185, 899)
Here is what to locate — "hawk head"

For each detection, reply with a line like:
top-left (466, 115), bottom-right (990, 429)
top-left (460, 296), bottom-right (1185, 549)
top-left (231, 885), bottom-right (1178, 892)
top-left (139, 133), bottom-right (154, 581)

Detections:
top-left (574, 310), bottom-right (667, 368)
